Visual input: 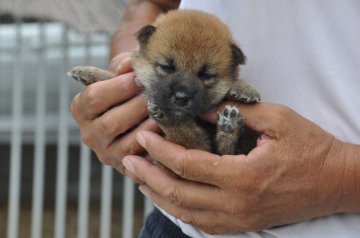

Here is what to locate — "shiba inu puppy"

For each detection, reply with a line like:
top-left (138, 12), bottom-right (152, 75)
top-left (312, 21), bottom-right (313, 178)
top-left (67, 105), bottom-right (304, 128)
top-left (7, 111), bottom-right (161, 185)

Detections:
top-left (68, 10), bottom-right (260, 157)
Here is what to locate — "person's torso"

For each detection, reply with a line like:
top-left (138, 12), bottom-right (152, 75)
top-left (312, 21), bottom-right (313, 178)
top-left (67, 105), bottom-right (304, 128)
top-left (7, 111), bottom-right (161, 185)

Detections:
top-left (161, 1), bottom-right (360, 237)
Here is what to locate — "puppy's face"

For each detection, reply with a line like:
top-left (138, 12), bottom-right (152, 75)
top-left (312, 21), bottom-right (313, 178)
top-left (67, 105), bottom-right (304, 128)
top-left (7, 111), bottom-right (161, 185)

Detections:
top-left (132, 10), bottom-right (245, 120)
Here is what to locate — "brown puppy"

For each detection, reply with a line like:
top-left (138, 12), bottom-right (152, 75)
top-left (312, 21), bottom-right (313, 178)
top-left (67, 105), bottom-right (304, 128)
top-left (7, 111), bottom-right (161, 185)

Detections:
top-left (69, 10), bottom-right (260, 156)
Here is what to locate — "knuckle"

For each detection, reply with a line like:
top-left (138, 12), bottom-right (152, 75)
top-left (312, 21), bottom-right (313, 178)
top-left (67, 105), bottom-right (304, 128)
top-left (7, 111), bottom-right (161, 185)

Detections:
top-left (177, 211), bottom-right (194, 225)
top-left (110, 52), bottom-right (131, 73)
top-left (119, 140), bottom-right (138, 157)
top-left (99, 113), bottom-right (120, 138)
top-left (224, 199), bottom-right (247, 217)
top-left (201, 227), bottom-right (218, 235)
top-left (242, 218), bottom-right (265, 231)
top-left (83, 85), bottom-right (103, 113)
top-left (223, 196), bottom-right (255, 219)
top-left (96, 152), bottom-right (115, 166)
top-left (173, 151), bottom-right (191, 178)
top-left (164, 186), bottom-right (183, 207)
top-left (110, 57), bottom-right (121, 73)
top-left (267, 105), bottom-right (296, 136)
top-left (70, 93), bottom-right (81, 120)
top-left (235, 204), bottom-right (251, 218)
top-left (114, 142), bottom-right (136, 160)
top-left (273, 105), bottom-right (292, 120)
top-left (232, 175), bottom-right (257, 193)
top-left (80, 129), bottom-right (94, 147)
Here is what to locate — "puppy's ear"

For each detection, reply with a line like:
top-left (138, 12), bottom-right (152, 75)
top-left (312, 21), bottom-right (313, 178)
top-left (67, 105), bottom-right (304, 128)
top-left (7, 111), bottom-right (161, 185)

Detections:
top-left (230, 44), bottom-right (246, 67)
top-left (135, 25), bottom-right (156, 47)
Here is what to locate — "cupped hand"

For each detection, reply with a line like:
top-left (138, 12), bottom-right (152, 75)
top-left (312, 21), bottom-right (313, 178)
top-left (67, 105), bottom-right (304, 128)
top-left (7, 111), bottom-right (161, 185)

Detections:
top-left (122, 102), bottom-right (347, 234)
top-left (71, 53), bottom-right (160, 179)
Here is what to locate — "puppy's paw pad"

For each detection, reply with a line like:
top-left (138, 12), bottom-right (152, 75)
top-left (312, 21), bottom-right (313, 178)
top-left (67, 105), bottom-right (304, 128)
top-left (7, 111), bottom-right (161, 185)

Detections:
top-left (217, 106), bottom-right (244, 133)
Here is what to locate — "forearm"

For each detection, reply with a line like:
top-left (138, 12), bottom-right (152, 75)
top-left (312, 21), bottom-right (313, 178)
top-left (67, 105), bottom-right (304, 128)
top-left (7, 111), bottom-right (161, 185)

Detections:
top-left (110, 0), bottom-right (180, 58)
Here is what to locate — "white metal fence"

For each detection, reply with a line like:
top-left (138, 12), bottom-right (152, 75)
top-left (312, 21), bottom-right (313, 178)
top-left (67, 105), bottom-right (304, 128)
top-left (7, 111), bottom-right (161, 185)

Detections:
top-left (0, 17), bottom-right (152, 238)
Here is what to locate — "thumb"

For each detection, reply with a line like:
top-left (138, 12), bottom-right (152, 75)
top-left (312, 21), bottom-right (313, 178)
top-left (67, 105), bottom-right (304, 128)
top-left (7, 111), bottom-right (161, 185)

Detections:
top-left (203, 102), bottom-right (282, 135)
top-left (235, 102), bottom-right (301, 143)
top-left (233, 102), bottom-right (274, 132)
top-left (110, 52), bottom-right (133, 75)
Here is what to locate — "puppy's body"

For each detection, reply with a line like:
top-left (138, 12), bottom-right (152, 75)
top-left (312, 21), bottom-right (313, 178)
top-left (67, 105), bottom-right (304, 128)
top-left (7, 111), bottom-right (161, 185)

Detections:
top-left (69, 10), bottom-right (260, 156)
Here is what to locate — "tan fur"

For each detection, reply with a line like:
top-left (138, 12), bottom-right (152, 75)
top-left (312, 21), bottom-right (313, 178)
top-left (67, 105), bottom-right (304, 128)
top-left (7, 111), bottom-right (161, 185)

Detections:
top-left (68, 10), bottom-right (260, 160)
top-left (132, 10), bottom-right (238, 108)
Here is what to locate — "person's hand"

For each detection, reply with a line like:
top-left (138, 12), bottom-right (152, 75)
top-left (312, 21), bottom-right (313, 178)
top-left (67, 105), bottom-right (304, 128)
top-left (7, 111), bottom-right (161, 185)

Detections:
top-left (71, 52), bottom-right (160, 179)
top-left (109, 52), bottom-right (134, 75)
top-left (121, 102), bottom-right (352, 234)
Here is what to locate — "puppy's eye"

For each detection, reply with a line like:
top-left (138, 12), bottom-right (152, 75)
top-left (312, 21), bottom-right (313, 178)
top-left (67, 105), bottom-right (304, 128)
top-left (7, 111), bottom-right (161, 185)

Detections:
top-left (198, 64), bottom-right (216, 81)
top-left (157, 62), bottom-right (176, 74)
top-left (198, 71), bottom-right (216, 81)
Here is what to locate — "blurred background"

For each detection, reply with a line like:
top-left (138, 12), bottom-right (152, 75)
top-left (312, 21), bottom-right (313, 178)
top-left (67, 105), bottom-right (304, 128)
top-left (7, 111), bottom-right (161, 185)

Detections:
top-left (0, 1), bottom-right (153, 237)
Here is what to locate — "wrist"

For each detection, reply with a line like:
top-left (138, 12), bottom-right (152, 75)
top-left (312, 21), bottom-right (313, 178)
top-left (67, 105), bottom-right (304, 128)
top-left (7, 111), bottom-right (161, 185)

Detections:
top-left (325, 139), bottom-right (360, 213)
top-left (110, 0), bottom-right (167, 58)
top-left (338, 141), bottom-right (360, 213)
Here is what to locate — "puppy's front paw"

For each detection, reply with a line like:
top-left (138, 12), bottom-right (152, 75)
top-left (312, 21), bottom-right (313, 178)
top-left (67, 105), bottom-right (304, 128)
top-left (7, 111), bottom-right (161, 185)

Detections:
top-left (217, 106), bottom-right (244, 133)
top-left (228, 90), bottom-right (260, 103)
top-left (227, 81), bottom-right (260, 103)
top-left (67, 66), bottom-right (115, 86)
top-left (148, 102), bottom-right (166, 122)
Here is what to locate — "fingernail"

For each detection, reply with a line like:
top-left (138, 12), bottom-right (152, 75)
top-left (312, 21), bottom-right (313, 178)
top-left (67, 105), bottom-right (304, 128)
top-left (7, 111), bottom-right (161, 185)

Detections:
top-left (139, 185), bottom-right (151, 198)
top-left (136, 132), bottom-right (147, 148)
top-left (122, 157), bottom-right (135, 174)
top-left (134, 77), bottom-right (143, 87)
top-left (116, 64), bottom-right (123, 75)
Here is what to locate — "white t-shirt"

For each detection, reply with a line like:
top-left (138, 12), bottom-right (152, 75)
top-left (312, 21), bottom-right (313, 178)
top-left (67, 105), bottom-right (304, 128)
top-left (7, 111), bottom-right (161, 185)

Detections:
top-left (160, 1), bottom-right (360, 237)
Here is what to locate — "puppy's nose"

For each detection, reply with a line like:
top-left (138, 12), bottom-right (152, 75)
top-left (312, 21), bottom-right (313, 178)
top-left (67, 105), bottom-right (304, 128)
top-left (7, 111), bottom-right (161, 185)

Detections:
top-left (173, 91), bottom-right (191, 107)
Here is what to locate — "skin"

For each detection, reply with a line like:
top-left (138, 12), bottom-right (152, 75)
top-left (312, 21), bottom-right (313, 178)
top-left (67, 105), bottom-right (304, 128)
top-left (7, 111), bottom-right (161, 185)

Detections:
top-left (71, 0), bottom-right (360, 234)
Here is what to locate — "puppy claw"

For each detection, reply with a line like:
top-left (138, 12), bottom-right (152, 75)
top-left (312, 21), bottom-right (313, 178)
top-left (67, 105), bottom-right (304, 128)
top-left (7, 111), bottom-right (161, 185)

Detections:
top-left (148, 102), bottom-right (158, 112)
top-left (148, 102), bottom-right (166, 122)
top-left (154, 111), bottom-right (164, 119)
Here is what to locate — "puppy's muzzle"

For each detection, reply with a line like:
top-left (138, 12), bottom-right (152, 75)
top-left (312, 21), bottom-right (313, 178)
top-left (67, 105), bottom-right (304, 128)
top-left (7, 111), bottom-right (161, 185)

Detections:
top-left (173, 91), bottom-right (191, 107)
top-left (166, 73), bottom-right (199, 108)
top-left (155, 72), bottom-right (207, 116)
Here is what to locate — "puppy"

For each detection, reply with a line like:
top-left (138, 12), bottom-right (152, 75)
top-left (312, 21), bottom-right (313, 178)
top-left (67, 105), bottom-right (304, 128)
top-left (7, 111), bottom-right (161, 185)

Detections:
top-left (68, 10), bottom-right (260, 157)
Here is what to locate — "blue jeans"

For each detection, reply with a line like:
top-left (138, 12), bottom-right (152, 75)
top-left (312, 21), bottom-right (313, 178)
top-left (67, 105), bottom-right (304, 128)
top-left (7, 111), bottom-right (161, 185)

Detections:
top-left (139, 208), bottom-right (191, 238)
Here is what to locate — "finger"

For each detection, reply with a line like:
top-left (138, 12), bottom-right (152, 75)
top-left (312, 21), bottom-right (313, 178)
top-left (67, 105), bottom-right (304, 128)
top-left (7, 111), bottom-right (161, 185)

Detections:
top-left (234, 102), bottom-right (301, 140)
top-left (135, 131), bottom-right (247, 186)
top-left (115, 57), bottom-right (133, 75)
top-left (138, 185), bottom-right (244, 234)
top-left (122, 154), bottom-right (228, 211)
top-left (123, 169), bottom-right (145, 185)
top-left (92, 118), bottom-right (160, 172)
top-left (110, 52), bottom-right (132, 74)
top-left (109, 118), bottom-right (161, 160)
top-left (76, 72), bottom-right (142, 120)
top-left (91, 94), bottom-right (148, 146)
top-left (71, 92), bottom-right (83, 123)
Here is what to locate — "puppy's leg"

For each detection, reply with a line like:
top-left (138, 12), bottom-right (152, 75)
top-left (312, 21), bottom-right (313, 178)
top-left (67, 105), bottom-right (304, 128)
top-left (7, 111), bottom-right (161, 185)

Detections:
top-left (216, 105), bottom-right (244, 155)
top-left (148, 102), bottom-right (212, 152)
top-left (226, 79), bottom-right (260, 103)
top-left (67, 66), bottom-right (115, 85)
